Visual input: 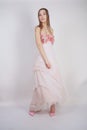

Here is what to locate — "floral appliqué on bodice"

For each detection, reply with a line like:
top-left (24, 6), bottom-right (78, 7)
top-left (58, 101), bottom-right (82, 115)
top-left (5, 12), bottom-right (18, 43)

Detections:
top-left (40, 33), bottom-right (55, 44)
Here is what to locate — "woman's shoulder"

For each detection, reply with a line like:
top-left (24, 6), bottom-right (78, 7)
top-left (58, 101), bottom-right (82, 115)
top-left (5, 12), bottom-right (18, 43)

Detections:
top-left (35, 25), bottom-right (40, 32)
top-left (50, 27), bottom-right (54, 34)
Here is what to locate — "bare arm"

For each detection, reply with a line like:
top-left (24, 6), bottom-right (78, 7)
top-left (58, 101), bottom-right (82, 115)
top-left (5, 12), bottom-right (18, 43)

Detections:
top-left (35, 26), bottom-right (49, 64)
top-left (51, 27), bottom-right (54, 34)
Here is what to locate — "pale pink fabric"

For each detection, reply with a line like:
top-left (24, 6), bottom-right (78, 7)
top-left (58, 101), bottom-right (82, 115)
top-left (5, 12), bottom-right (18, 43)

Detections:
top-left (40, 33), bottom-right (54, 44)
top-left (29, 33), bottom-right (68, 111)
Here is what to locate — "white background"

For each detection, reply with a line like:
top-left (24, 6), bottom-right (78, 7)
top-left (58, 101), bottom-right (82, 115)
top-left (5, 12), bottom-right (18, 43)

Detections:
top-left (0, 0), bottom-right (87, 129)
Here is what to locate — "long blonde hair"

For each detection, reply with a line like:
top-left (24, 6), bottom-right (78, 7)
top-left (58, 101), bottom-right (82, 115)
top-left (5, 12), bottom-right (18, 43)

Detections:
top-left (37, 8), bottom-right (53, 35)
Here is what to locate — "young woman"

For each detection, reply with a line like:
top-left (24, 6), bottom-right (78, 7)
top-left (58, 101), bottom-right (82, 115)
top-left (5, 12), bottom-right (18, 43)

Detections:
top-left (29, 8), bottom-right (68, 117)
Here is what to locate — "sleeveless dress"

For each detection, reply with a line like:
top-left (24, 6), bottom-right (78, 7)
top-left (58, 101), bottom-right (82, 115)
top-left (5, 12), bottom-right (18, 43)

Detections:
top-left (29, 31), bottom-right (68, 111)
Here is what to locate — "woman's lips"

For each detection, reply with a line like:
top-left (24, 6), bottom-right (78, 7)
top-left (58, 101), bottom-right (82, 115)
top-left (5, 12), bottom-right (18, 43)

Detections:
top-left (41, 18), bottom-right (45, 20)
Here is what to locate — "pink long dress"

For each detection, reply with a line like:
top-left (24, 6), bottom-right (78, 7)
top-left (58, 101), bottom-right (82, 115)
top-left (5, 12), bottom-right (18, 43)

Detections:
top-left (29, 31), bottom-right (68, 111)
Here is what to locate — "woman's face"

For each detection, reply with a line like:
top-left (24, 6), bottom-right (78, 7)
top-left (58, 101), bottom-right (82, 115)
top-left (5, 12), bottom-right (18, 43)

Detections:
top-left (38, 10), bottom-right (47, 23)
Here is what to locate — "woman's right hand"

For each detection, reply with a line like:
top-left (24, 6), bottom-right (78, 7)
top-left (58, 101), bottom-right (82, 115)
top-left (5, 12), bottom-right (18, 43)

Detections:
top-left (45, 60), bottom-right (51, 69)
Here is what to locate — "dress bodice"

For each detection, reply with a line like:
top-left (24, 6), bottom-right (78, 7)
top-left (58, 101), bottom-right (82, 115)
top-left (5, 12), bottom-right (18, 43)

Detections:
top-left (40, 32), bottom-right (54, 44)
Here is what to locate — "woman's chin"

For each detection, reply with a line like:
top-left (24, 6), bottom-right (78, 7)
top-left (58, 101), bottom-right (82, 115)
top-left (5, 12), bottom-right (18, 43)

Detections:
top-left (41, 20), bottom-right (46, 23)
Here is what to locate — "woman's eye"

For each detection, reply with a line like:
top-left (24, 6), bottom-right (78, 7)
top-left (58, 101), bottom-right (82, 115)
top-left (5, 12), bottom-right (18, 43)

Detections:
top-left (39, 13), bottom-right (46, 16)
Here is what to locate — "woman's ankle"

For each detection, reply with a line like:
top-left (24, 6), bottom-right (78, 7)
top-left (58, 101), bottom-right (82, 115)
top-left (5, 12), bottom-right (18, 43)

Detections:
top-left (49, 104), bottom-right (56, 113)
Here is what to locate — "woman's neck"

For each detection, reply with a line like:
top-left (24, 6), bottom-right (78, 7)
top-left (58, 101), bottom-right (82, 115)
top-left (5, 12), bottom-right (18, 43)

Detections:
top-left (42, 22), bottom-right (47, 29)
top-left (41, 22), bottom-right (52, 35)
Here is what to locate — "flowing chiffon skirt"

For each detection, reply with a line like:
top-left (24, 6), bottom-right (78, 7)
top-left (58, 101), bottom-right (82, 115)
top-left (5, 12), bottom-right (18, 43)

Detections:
top-left (29, 41), bottom-right (69, 111)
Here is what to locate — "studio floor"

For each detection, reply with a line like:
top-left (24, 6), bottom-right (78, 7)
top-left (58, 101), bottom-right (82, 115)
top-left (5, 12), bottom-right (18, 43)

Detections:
top-left (0, 103), bottom-right (87, 130)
